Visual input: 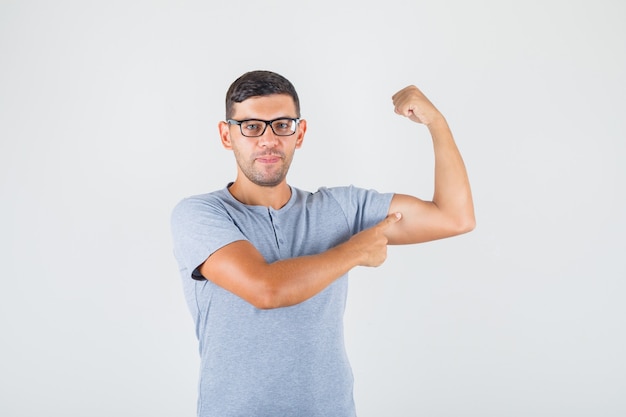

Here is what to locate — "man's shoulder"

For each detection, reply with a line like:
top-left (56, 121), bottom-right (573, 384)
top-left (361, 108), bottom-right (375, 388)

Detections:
top-left (305, 185), bottom-right (360, 198)
top-left (291, 185), bottom-right (391, 217)
top-left (171, 188), bottom-right (231, 220)
top-left (307, 185), bottom-right (386, 202)
top-left (308, 184), bottom-right (394, 214)
top-left (177, 188), bottom-right (229, 204)
top-left (291, 185), bottom-right (355, 206)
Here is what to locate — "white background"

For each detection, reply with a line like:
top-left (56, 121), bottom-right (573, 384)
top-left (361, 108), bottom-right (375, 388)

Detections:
top-left (1, 1), bottom-right (625, 416)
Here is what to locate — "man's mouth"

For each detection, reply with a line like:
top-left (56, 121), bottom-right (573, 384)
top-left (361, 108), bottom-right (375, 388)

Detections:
top-left (255, 153), bottom-right (283, 163)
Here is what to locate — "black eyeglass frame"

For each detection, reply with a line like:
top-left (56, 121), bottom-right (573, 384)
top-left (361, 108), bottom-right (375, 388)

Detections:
top-left (227, 118), bottom-right (300, 137)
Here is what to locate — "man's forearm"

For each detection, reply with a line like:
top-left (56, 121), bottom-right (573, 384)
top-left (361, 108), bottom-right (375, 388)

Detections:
top-left (203, 213), bottom-right (399, 309)
top-left (255, 213), bottom-right (398, 308)
top-left (257, 242), bottom-right (361, 309)
top-left (429, 117), bottom-right (475, 230)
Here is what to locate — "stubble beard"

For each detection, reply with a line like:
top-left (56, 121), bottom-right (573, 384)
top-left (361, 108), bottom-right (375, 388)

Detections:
top-left (235, 150), bottom-right (293, 188)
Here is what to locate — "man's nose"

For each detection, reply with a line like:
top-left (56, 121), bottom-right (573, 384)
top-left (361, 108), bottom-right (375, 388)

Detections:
top-left (257, 125), bottom-right (279, 147)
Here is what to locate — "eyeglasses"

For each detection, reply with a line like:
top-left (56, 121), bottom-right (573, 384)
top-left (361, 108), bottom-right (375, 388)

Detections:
top-left (227, 118), bottom-right (300, 137)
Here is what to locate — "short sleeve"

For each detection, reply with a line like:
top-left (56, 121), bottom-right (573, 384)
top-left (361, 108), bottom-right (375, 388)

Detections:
top-left (170, 195), bottom-right (247, 281)
top-left (324, 185), bottom-right (394, 234)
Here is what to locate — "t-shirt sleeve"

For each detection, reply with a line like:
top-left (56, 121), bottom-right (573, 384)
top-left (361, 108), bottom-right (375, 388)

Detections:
top-left (170, 195), bottom-right (247, 281)
top-left (325, 185), bottom-right (394, 234)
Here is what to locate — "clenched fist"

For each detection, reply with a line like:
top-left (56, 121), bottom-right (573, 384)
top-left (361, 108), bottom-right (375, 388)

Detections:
top-left (392, 85), bottom-right (444, 126)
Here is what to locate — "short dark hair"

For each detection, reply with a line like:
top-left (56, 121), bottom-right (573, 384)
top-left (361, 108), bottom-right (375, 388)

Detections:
top-left (225, 70), bottom-right (300, 119)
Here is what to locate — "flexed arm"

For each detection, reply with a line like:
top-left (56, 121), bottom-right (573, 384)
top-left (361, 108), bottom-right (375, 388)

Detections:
top-left (385, 85), bottom-right (475, 245)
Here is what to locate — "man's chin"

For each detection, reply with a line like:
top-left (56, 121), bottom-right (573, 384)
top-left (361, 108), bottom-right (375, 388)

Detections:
top-left (255, 178), bottom-right (285, 187)
top-left (248, 173), bottom-right (286, 188)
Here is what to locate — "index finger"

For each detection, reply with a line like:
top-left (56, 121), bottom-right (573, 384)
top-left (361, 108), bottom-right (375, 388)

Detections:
top-left (381, 212), bottom-right (402, 227)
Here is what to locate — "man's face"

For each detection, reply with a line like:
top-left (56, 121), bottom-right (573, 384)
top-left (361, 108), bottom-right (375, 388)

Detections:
top-left (220, 94), bottom-right (306, 188)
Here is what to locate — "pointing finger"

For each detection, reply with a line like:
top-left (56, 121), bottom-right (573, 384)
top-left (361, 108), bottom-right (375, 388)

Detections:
top-left (382, 212), bottom-right (402, 227)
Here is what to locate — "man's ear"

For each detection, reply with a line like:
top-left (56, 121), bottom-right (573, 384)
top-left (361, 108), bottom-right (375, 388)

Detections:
top-left (295, 119), bottom-right (307, 149)
top-left (218, 121), bottom-right (232, 150)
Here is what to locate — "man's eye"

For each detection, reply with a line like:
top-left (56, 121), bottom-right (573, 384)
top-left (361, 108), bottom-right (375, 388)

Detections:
top-left (273, 119), bottom-right (294, 130)
top-left (244, 123), bottom-right (259, 130)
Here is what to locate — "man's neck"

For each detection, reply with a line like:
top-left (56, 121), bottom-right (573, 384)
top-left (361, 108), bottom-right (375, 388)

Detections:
top-left (228, 180), bottom-right (292, 210)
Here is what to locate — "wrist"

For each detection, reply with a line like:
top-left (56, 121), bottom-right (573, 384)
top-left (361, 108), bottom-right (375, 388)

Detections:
top-left (425, 113), bottom-right (447, 130)
top-left (336, 238), bottom-right (365, 268)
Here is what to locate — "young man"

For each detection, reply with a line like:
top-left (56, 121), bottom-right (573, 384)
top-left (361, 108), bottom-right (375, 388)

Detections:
top-left (171, 70), bottom-right (474, 417)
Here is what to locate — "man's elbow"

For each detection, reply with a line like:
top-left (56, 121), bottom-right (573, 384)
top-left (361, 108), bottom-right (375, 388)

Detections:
top-left (453, 213), bottom-right (476, 235)
top-left (248, 283), bottom-right (288, 310)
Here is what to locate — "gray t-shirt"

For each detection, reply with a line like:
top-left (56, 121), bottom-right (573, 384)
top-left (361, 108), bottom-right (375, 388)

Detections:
top-left (170, 185), bottom-right (393, 417)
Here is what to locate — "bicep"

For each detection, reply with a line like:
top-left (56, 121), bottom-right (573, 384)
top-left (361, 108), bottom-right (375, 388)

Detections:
top-left (199, 240), bottom-right (271, 305)
top-left (386, 193), bottom-right (463, 244)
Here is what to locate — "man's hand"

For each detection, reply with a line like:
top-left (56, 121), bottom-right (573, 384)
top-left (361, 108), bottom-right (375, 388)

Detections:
top-left (345, 212), bottom-right (402, 267)
top-left (392, 85), bottom-right (443, 126)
